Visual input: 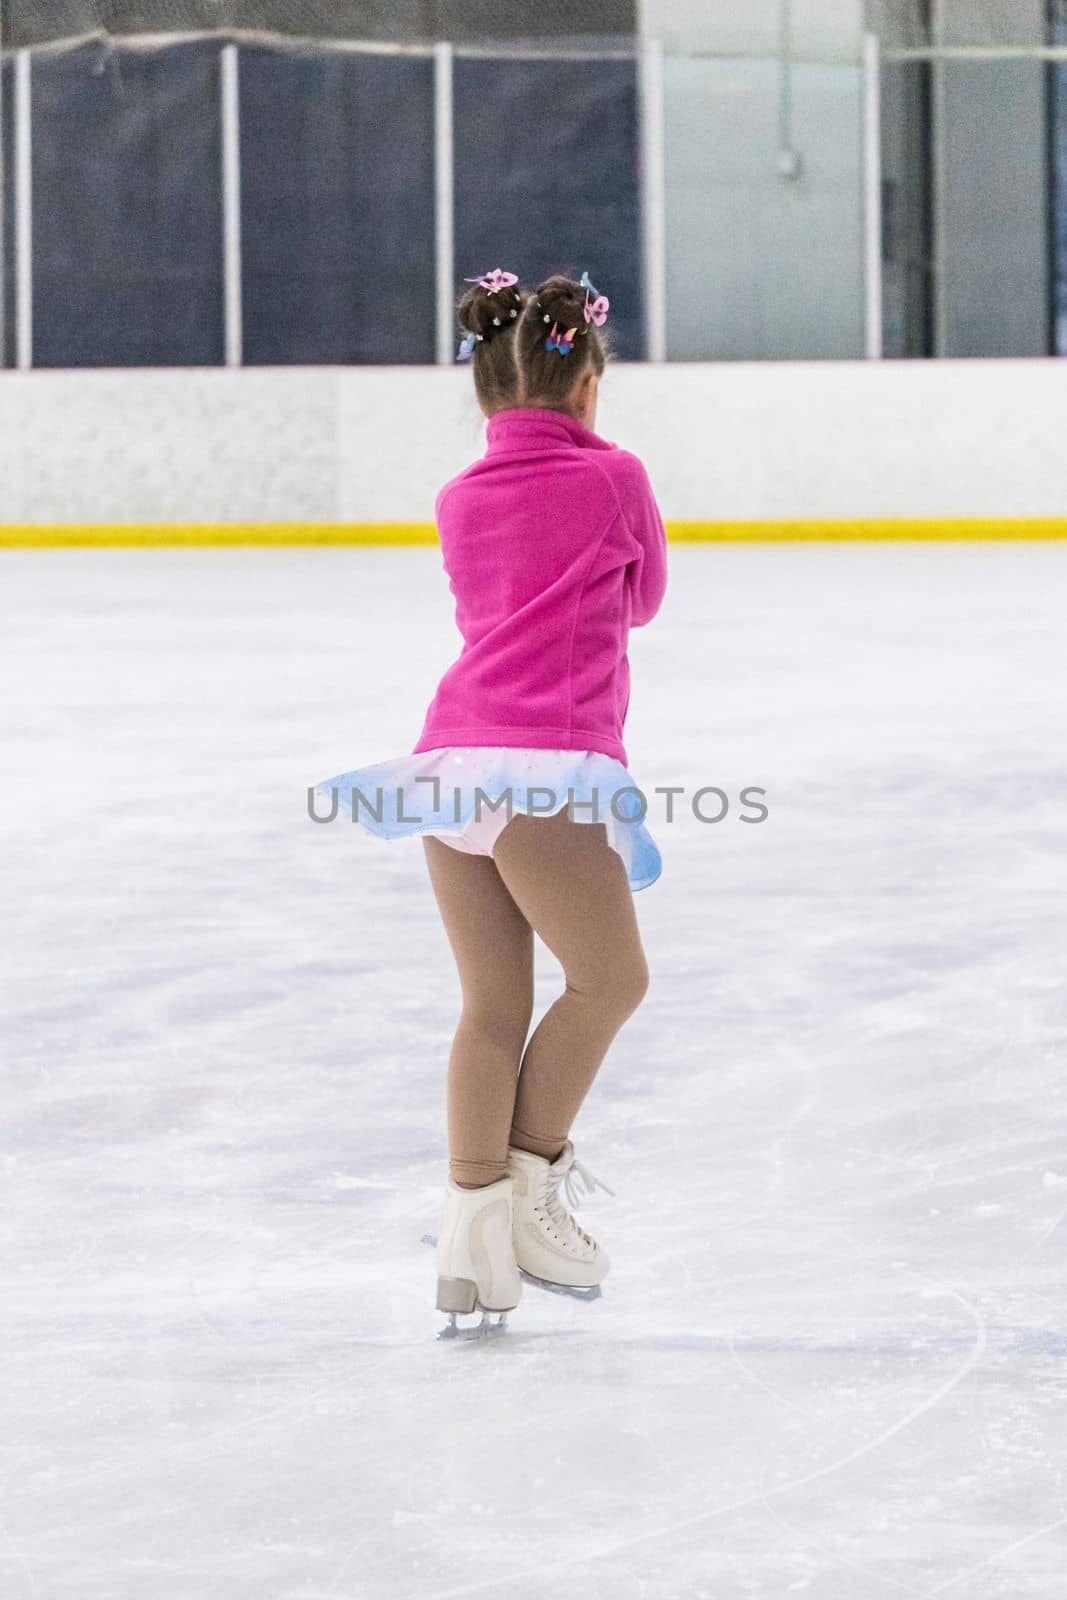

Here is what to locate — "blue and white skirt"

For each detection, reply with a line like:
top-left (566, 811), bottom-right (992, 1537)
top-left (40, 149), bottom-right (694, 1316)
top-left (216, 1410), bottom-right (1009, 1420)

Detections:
top-left (314, 746), bottom-right (661, 892)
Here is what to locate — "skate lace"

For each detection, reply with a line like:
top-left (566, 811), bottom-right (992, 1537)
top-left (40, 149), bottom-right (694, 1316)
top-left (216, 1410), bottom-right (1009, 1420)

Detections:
top-left (544, 1156), bottom-right (616, 1246)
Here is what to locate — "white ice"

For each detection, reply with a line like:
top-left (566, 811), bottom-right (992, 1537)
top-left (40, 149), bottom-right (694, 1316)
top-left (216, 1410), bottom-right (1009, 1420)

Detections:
top-left (2, 544), bottom-right (1066, 1599)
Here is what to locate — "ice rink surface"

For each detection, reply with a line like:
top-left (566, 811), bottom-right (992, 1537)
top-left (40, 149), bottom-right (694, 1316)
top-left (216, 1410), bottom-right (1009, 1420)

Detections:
top-left (2, 543), bottom-right (1066, 1599)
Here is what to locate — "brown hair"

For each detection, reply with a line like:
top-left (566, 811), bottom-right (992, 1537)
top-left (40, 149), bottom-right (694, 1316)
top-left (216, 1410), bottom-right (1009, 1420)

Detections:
top-left (457, 271), bottom-right (610, 416)
top-left (513, 274), bottom-right (608, 411)
top-left (456, 278), bottom-right (526, 412)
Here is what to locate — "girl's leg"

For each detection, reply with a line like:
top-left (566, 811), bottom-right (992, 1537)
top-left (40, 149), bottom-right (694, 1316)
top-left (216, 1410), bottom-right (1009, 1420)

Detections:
top-left (421, 837), bottom-right (534, 1189)
top-left (491, 808), bottom-right (649, 1161)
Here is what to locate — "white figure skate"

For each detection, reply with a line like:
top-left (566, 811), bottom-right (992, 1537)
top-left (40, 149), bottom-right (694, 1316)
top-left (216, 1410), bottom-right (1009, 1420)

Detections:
top-left (507, 1141), bottom-right (614, 1300)
top-left (435, 1174), bottom-right (522, 1339)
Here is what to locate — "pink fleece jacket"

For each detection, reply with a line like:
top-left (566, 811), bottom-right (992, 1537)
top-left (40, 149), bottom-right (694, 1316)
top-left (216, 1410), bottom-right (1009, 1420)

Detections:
top-left (413, 406), bottom-right (668, 766)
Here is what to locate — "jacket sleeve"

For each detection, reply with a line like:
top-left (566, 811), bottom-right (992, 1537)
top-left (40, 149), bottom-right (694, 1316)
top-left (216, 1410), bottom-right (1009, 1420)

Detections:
top-left (616, 454), bottom-right (669, 627)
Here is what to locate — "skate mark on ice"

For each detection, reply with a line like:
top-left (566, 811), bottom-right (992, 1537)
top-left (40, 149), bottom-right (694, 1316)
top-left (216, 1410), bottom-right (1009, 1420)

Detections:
top-left (420, 1267), bottom-right (987, 1600)
top-left (757, 1460), bottom-right (934, 1599)
top-left (725, 1327), bottom-right (820, 1421)
top-left (922, 1512), bottom-right (1067, 1596)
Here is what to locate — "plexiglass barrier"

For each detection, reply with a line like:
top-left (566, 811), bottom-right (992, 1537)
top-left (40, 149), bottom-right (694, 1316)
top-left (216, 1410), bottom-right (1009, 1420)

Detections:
top-left (0, 25), bottom-right (1064, 366)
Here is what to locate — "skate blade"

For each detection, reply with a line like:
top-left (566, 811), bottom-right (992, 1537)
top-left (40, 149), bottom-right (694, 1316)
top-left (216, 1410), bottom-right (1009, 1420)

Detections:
top-left (437, 1310), bottom-right (509, 1342)
top-left (519, 1268), bottom-right (603, 1302)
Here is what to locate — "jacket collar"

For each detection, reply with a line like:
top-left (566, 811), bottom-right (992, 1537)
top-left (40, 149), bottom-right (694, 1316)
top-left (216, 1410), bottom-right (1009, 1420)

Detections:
top-left (484, 406), bottom-right (613, 454)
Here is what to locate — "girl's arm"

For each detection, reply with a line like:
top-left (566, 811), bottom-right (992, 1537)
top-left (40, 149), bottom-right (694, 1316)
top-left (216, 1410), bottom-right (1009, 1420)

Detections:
top-left (620, 457), bottom-right (669, 627)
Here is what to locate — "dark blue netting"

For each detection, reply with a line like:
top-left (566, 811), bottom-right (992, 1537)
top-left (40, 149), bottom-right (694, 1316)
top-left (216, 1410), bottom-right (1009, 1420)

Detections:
top-left (1, 59), bottom-right (12, 367)
top-left (238, 45), bottom-right (435, 364)
top-left (453, 55), bottom-right (642, 360)
top-left (31, 40), bottom-right (224, 366)
top-left (1055, 10), bottom-right (1067, 354)
top-left (6, 37), bottom-right (644, 368)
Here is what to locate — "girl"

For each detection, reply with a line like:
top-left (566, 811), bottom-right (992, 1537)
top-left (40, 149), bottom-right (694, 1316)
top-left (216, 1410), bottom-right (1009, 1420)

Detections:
top-left (317, 267), bottom-right (668, 1337)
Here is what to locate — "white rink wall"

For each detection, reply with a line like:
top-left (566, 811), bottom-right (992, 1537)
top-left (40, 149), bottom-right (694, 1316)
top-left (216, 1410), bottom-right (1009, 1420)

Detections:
top-left (2, 359), bottom-right (1066, 529)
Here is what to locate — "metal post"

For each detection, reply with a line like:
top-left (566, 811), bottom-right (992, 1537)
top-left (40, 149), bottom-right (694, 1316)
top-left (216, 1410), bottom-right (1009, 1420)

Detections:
top-left (929, 3), bottom-right (947, 358)
top-left (777, 0), bottom-right (803, 178)
top-left (638, 35), bottom-right (667, 362)
top-left (14, 45), bottom-right (30, 370)
top-left (220, 43), bottom-right (242, 368)
top-left (863, 31), bottom-right (883, 359)
top-left (434, 40), bottom-right (454, 366)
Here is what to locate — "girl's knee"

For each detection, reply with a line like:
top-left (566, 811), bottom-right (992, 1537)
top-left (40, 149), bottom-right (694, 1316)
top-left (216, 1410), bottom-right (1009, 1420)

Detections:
top-left (460, 999), bottom-right (533, 1055)
top-left (618, 951), bottom-right (650, 1016)
top-left (568, 950), bottom-right (649, 1020)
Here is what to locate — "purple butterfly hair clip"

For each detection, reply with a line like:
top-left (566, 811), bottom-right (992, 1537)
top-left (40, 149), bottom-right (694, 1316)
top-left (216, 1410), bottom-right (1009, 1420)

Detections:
top-left (464, 267), bottom-right (519, 294)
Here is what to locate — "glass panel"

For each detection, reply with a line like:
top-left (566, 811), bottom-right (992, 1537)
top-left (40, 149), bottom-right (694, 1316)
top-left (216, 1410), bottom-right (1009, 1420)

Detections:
top-left (931, 56), bottom-right (1050, 357)
top-left (662, 51), bottom-right (865, 361)
top-left (4, 12), bottom-right (1063, 367)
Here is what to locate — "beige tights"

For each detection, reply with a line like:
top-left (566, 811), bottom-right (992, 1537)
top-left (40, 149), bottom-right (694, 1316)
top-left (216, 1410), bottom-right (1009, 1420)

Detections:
top-left (422, 808), bottom-right (649, 1188)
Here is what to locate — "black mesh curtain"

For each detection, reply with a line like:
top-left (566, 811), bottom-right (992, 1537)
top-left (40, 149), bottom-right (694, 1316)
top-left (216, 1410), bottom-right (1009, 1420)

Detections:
top-left (239, 45), bottom-right (435, 365)
top-left (31, 41), bottom-right (224, 366)
top-left (2, 32), bottom-right (643, 367)
top-left (1, 60), bottom-right (12, 367)
top-left (1055, 2), bottom-right (1067, 355)
top-left (453, 55), bottom-right (642, 359)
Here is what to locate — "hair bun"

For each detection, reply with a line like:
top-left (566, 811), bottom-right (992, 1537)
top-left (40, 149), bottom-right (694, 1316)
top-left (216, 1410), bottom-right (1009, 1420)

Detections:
top-left (533, 274), bottom-right (587, 330)
top-left (457, 279), bottom-right (525, 339)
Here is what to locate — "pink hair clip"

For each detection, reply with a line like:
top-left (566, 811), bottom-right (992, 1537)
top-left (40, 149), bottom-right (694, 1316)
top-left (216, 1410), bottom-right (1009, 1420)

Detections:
top-left (579, 269), bottom-right (610, 326)
top-left (464, 267), bottom-right (519, 294)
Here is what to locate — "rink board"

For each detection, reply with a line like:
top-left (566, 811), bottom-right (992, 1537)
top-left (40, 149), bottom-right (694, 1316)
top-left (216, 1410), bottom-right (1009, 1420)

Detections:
top-left (3, 362), bottom-right (1067, 538)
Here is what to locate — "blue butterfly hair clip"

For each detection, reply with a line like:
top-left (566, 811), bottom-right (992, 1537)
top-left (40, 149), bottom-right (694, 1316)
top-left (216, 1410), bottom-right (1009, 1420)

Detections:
top-left (545, 322), bottom-right (578, 356)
